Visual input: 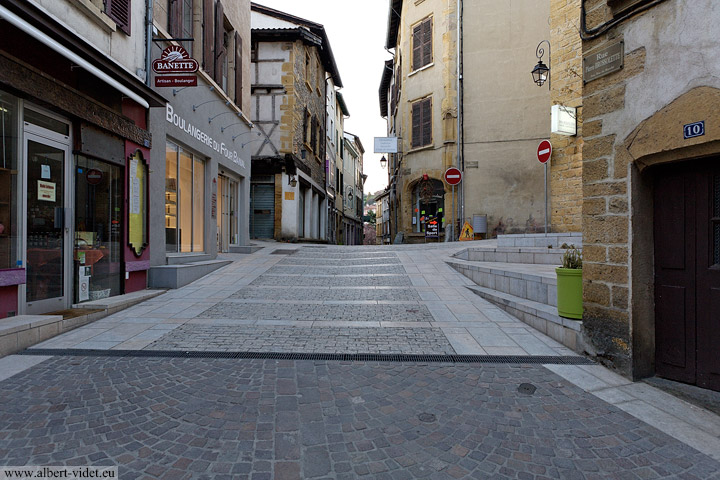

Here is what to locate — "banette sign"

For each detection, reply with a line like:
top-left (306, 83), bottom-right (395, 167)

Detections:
top-left (152, 46), bottom-right (199, 74)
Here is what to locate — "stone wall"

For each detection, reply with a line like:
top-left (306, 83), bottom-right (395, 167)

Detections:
top-left (579, 0), bottom-right (720, 378)
top-left (581, 0), bottom-right (646, 374)
top-left (549, 0), bottom-right (583, 233)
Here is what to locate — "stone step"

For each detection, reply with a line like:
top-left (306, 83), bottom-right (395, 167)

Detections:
top-left (446, 259), bottom-right (558, 307)
top-left (453, 246), bottom-right (567, 265)
top-left (497, 232), bottom-right (582, 249)
top-left (465, 285), bottom-right (583, 354)
top-left (148, 259), bottom-right (232, 289)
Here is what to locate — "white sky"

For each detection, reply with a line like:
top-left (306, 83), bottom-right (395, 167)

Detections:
top-left (252, 0), bottom-right (392, 198)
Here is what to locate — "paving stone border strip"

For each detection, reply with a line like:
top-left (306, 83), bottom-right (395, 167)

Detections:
top-left (19, 349), bottom-right (594, 365)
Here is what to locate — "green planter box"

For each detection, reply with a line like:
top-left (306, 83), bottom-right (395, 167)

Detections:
top-left (556, 267), bottom-right (583, 320)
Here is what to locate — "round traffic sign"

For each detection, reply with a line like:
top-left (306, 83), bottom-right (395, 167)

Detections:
top-left (444, 167), bottom-right (462, 186)
top-left (537, 140), bottom-right (552, 164)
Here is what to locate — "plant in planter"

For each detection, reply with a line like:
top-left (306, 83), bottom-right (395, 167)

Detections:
top-left (556, 245), bottom-right (583, 319)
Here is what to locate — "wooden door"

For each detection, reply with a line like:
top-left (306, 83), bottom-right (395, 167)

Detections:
top-left (654, 159), bottom-right (720, 391)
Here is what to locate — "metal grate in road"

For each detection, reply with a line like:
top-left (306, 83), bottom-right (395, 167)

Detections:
top-left (19, 349), bottom-right (594, 365)
top-left (270, 249), bottom-right (297, 255)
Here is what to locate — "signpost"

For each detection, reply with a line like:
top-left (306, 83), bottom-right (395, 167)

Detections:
top-left (444, 168), bottom-right (462, 241)
top-left (537, 140), bottom-right (552, 234)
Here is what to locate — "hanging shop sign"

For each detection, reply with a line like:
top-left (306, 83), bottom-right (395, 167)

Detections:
top-left (551, 105), bottom-right (577, 136)
top-left (374, 137), bottom-right (399, 153)
top-left (155, 76), bottom-right (197, 87)
top-left (152, 46), bottom-right (198, 87)
top-left (152, 46), bottom-right (199, 73)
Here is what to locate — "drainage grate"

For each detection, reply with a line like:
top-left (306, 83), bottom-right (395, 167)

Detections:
top-left (19, 349), bottom-right (594, 365)
top-left (271, 249), bottom-right (297, 255)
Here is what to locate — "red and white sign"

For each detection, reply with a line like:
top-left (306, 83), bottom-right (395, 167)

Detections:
top-left (152, 46), bottom-right (199, 74)
top-left (537, 140), bottom-right (552, 164)
top-left (155, 76), bottom-right (198, 87)
top-left (86, 169), bottom-right (103, 185)
top-left (444, 167), bottom-right (462, 186)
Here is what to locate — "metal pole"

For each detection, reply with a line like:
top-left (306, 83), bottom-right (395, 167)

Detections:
top-left (452, 185), bottom-right (456, 241)
top-left (544, 162), bottom-right (548, 235)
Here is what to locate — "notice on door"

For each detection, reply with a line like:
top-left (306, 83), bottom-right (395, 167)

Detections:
top-left (38, 180), bottom-right (56, 202)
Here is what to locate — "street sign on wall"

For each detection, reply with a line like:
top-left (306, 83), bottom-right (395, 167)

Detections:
top-left (444, 167), bottom-right (462, 185)
top-left (537, 140), bottom-right (552, 164)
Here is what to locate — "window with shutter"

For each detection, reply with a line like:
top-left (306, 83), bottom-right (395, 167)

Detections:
top-left (203, 0), bottom-right (214, 74)
top-left (422, 17), bottom-right (433, 66)
top-left (235, 32), bottom-right (243, 106)
top-left (311, 118), bottom-right (317, 153)
top-left (411, 17), bottom-right (433, 71)
top-left (411, 97), bottom-right (432, 149)
top-left (303, 109), bottom-right (310, 145)
top-left (105, 0), bottom-right (131, 35)
top-left (412, 23), bottom-right (423, 71)
top-left (214, 1), bottom-right (227, 83)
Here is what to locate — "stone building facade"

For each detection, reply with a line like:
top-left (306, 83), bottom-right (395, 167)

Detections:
top-left (0, 0), bottom-right (164, 316)
top-left (250, 4), bottom-right (342, 241)
top-left (580, 0), bottom-right (720, 391)
top-left (549, 0), bottom-right (583, 233)
top-left (148, 0), bottom-right (254, 290)
top-left (380, 0), bottom-right (551, 243)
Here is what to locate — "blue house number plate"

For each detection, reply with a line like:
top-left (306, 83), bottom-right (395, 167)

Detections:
top-left (684, 121), bottom-right (705, 139)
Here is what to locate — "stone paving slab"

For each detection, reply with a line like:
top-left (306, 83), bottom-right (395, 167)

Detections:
top-left (196, 303), bottom-right (434, 323)
top-left (279, 257), bottom-right (401, 266)
top-left (146, 325), bottom-right (456, 355)
top-left (230, 287), bottom-right (421, 301)
top-left (1, 356), bottom-right (718, 480)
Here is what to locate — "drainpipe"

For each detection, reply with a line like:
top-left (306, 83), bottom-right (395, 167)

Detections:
top-left (455, 0), bottom-right (464, 240)
top-left (145, 0), bottom-right (154, 86)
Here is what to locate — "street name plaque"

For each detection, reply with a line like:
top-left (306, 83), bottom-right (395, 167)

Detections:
top-left (583, 41), bottom-right (624, 83)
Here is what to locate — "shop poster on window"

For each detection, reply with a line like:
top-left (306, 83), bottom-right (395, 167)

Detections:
top-left (128, 152), bottom-right (148, 256)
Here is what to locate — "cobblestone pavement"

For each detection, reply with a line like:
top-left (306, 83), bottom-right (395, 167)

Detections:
top-left (196, 304), bottom-right (434, 323)
top-left (229, 287), bottom-right (421, 302)
top-left (12, 241), bottom-right (720, 470)
top-left (1, 356), bottom-right (718, 479)
top-left (250, 274), bottom-right (413, 287)
top-left (147, 326), bottom-right (454, 354)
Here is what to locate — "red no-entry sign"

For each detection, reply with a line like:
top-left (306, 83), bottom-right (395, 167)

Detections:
top-left (444, 167), bottom-right (462, 185)
top-left (537, 140), bottom-right (552, 164)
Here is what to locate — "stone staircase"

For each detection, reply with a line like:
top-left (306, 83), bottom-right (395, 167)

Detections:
top-left (447, 233), bottom-right (585, 353)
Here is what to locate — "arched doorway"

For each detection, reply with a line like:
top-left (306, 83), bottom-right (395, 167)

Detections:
top-left (412, 177), bottom-right (445, 234)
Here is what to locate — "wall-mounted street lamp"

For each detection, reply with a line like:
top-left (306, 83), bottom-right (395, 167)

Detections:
top-left (380, 156), bottom-right (387, 169)
top-left (288, 174), bottom-right (298, 188)
top-left (531, 40), bottom-right (551, 88)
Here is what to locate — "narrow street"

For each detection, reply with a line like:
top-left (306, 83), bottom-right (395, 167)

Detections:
top-left (1, 243), bottom-right (718, 479)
